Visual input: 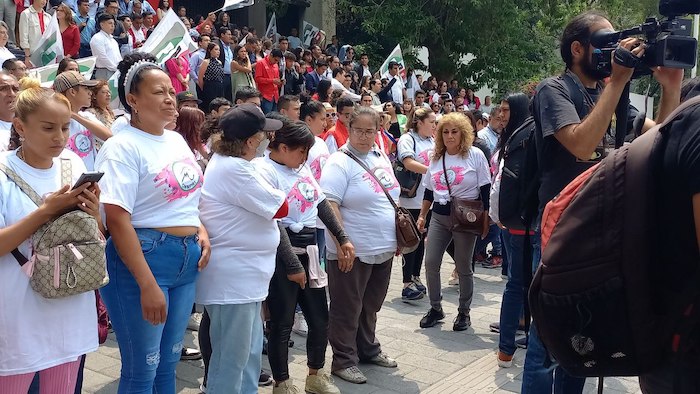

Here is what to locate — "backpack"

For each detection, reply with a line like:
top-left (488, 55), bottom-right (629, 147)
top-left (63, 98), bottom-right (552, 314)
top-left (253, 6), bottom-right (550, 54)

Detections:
top-left (392, 133), bottom-right (422, 198)
top-left (0, 159), bottom-right (109, 299)
top-left (528, 95), bottom-right (700, 378)
top-left (497, 116), bottom-right (535, 231)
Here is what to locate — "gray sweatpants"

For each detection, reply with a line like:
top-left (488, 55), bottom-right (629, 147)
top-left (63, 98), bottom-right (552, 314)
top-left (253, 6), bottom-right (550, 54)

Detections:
top-left (424, 212), bottom-right (477, 314)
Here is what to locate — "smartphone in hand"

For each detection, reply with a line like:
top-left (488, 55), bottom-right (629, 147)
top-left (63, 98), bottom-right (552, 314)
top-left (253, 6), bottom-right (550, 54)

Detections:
top-left (72, 172), bottom-right (104, 190)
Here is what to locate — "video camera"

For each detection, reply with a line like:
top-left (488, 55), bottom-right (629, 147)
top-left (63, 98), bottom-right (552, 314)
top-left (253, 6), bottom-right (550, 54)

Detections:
top-left (591, 0), bottom-right (700, 79)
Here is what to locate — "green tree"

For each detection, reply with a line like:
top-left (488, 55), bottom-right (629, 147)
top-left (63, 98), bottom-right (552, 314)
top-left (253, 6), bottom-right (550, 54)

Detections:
top-left (337, 0), bottom-right (663, 94)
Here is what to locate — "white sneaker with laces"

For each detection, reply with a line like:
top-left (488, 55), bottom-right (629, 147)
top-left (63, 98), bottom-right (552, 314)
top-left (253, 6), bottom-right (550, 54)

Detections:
top-left (292, 311), bottom-right (308, 337)
top-left (305, 369), bottom-right (340, 394)
top-left (332, 366), bottom-right (367, 384)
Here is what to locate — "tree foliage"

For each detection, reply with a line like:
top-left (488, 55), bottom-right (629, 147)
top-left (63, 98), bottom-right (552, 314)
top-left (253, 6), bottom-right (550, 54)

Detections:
top-left (337, 0), bottom-right (663, 94)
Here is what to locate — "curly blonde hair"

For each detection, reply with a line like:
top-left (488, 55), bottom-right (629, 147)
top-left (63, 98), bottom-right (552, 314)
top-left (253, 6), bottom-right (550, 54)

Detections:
top-left (432, 112), bottom-right (474, 161)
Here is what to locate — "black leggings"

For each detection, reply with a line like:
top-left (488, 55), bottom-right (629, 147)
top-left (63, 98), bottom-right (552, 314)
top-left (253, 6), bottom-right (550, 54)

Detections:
top-left (199, 308), bottom-right (212, 387)
top-left (402, 208), bottom-right (428, 283)
top-left (267, 250), bottom-right (329, 381)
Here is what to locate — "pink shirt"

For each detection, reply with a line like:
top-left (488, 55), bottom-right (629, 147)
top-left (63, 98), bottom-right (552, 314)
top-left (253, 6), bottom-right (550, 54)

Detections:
top-left (165, 54), bottom-right (191, 94)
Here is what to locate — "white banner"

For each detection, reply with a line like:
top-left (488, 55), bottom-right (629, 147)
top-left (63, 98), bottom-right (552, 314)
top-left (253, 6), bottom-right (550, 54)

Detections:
top-left (30, 13), bottom-right (64, 67)
top-left (379, 44), bottom-right (406, 79)
top-left (265, 12), bottom-right (277, 44)
top-left (138, 9), bottom-right (194, 64)
top-left (29, 56), bottom-right (97, 87)
top-left (301, 21), bottom-right (320, 48)
top-left (221, 0), bottom-right (254, 11)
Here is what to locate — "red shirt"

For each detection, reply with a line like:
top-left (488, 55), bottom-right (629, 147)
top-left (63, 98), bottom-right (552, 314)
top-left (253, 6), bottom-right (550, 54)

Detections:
top-left (62, 24), bottom-right (80, 58)
top-left (254, 55), bottom-right (280, 102)
top-left (323, 120), bottom-right (349, 148)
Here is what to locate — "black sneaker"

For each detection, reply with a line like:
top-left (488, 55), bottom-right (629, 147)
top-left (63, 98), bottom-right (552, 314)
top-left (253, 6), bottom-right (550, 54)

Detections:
top-left (412, 276), bottom-right (427, 293)
top-left (419, 307), bottom-right (445, 328)
top-left (516, 336), bottom-right (528, 349)
top-left (258, 370), bottom-right (273, 387)
top-left (490, 322), bottom-right (527, 334)
top-left (180, 347), bottom-right (202, 361)
top-left (453, 313), bottom-right (471, 331)
top-left (402, 283), bottom-right (424, 301)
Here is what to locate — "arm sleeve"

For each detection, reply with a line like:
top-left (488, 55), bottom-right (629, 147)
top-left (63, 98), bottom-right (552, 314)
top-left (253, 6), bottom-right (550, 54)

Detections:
top-left (423, 188), bottom-right (434, 203)
top-left (317, 199), bottom-right (349, 245)
top-left (480, 184), bottom-right (491, 211)
top-left (535, 81), bottom-right (583, 138)
top-left (277, 223), bottom-right (304, 275)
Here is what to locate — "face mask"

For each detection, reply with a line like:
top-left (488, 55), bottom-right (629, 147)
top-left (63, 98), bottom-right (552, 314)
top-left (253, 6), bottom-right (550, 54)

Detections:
top-left (255, 135), bottom-right (270, 157)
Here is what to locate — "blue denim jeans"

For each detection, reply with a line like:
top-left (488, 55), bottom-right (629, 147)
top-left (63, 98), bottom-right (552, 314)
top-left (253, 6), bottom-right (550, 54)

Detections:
top-left (498, 232), bottom-right (534, 356)
top-left (475, 223), bottom-right (502, 257)
top-left (316, 228), bottom-right (326, 269)
top-left (261, 98), bottom-right (277, 114)
top-left (100, 229), bottom-right (200, 394)
top-left (522, 233), bottom-right (586, 394)
top-left (205, 302), bottom-right (263, 394)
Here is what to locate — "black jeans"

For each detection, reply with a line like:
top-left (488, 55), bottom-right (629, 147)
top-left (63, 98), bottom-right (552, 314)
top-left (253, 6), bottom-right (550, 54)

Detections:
top-left (402, 209), bottom-right (428, 283)
top-left (267, 229), bottom-right (329, 382)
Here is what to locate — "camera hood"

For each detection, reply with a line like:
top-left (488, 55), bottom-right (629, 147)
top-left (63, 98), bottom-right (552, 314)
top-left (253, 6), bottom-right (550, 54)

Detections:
top-left (659, 0), bottom-right (700, 17)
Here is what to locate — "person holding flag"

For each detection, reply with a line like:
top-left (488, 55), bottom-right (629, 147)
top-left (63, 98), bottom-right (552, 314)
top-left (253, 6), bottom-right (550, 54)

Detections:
top-left (19, 0), bottom-right (52, 67)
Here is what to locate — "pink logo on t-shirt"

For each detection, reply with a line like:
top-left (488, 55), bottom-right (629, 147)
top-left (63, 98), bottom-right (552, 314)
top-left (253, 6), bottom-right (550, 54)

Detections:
top-left (287, 176), bottom-right (319, 213)
top-left (153, 157), bottom-right (203, 202)
top-left (309, 154), bottom-right (328, 181)
top-left (417, 149), bottom-right (432, 166)
top-left (363, 166), bottom-right (398, 194)
top-left (433, 166), bottom-right (465, 191)
top-left (66, 130), bottom-right (93, 158)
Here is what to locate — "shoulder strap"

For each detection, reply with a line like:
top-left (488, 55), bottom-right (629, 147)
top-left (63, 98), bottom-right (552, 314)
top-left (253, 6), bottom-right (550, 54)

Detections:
top-left (60, 158), bottom-right (71, 187)
top-left (561, 73), bottom-right (588, 119)
top-left (0, 162), bottom-right (44, 206)
top-left (341, 149), bottom-right (399, 210)
top-left (441, 155), bottom-right (454, 196)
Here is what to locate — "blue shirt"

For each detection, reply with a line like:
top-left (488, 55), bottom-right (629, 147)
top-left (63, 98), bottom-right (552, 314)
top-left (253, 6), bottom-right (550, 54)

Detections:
top-left (189, 48), bottom-right (205, 81)
top-left (222, 44), bottom-right (232, 75)
top-left (74, 13), bottom-right (96, 46)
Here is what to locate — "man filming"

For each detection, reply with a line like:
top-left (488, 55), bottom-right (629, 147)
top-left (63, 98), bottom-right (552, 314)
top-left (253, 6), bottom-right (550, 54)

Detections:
top-left (521, 10), bottom-right (683, 394)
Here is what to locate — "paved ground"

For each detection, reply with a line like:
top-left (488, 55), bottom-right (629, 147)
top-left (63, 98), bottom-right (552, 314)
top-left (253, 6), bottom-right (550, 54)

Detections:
top-left (83, 254), bottom-right (643, 394)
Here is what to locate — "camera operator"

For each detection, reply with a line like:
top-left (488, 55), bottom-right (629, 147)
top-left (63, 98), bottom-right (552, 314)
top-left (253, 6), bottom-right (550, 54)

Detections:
top-left (522, 11), bottom-right (683, 394)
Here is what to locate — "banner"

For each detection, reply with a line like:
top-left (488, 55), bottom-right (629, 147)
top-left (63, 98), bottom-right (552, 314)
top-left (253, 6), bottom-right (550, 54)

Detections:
top-left (265, 12), bottom-right (277, 43)
top-left (220, 0), bottom-right (254, 11)
top-left (379, 44), bottom-right (406, 79)
top-left (106, 9), bottom-right (194, 109)
top-left (301, 21), bottom-right (320, 48)
top-left (30, 13), bottom-right (64, 67)
top-left (30, 56), bottom-right (97, 87)
top-left (239, 34), bottom-right (248, 46)
top-left (138, 9), bottom-right (194, 64)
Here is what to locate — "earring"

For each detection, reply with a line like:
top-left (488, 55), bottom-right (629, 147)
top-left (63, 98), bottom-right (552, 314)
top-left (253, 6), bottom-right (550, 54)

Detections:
top-left (19, 136), bottom-right (25, 142)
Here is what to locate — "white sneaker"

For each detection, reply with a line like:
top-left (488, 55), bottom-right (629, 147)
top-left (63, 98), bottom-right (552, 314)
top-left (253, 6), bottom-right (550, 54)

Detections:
top-left (188, 312), bottom-right (202, 331)
top-left (199, 383), bottom-right (206, 393)
top-left (292, 311), bottom-right (308, 337)
top-left (305, 369), bottom-right (340, 394)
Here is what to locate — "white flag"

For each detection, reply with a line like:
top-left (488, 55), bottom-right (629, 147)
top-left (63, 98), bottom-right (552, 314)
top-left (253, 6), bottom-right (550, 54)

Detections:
top-left (30, 13), bottom-right (64, 67)
top-left (239, 34), bottom-right (248, 47)
top-left (138, 9), bottom-right (194, 64)
top-left (221, 0), bottom-right (254, 11)
top-left (301, 21), bottom-right (321, 48)
top-left (30, 56), bottom-right (97, 87)
top-left (265, 13), bottom-right (277, 44)
top-left (379, 44), bottom-right (406, 79)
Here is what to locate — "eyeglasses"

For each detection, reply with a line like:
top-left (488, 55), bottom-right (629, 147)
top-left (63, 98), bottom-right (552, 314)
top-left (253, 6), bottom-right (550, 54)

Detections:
top-left (351, 128), bottom-right (377, 139)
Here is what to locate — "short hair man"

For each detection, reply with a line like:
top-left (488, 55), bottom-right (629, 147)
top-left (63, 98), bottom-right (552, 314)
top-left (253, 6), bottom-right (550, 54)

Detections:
top-left (387, 60), bottom-right (406, 104)
top-left (209, 97), bottom-right (231, 119)
top-left (254, 48), bottom-right (283, 113)
top-left (305, 59), bottom-right (327, 94)
top-left (414, 90), bottom-right (429, 108)
top-left (0, 72), bottom-right (18, 151)
top-left (330, 67), bottom-right (360, 102)
top-left (278, 95), bottom-right (301, 121)
top-left (360, 92), bottom-right (373, 107)
top-left (235, 86), bottom-right (262, 106)
top-left (2, 59), bottom-right (26, 80)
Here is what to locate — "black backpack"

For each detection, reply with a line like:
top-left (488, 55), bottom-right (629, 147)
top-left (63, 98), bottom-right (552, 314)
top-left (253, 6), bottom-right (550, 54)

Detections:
top-left (498, 116), bottom-right (536, 231)
top-left (393, 134), bottom-right (422, 198)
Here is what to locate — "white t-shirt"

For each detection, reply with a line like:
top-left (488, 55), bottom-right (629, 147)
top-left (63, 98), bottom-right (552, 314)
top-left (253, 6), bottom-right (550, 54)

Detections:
top-left (480, 104), bottom-right (493, 115)
top-left (110, 114), bottom-right (130, 135)
top-left (255, 156), bottom-right (325, 232)
top-left (0, 150), bottom-right (98, 376)
top-left (94, 125), bottom-right (203, 228)
top-left (66, 111), bottom-right (100, 170)
top-left (196, 154), bottom-right (285, 305)
top-left (321, 146), bottom-right (399, 260)
top-left (423, 147), bottom-right (491, 206)
top-left (0, 120), bottom-right (11, 152)
top-left (307, 136), bottom-right (329, 182)
top-left (396, 131), bottom-right (434, 209)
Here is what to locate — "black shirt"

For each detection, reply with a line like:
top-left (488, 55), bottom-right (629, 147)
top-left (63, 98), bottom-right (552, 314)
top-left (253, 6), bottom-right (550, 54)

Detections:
top-left (533, 73), bottom-right (638, 215)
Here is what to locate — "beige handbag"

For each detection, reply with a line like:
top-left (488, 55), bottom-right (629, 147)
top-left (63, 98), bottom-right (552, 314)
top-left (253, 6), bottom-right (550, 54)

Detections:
top-left (0, 159), bottom-right (108, 299)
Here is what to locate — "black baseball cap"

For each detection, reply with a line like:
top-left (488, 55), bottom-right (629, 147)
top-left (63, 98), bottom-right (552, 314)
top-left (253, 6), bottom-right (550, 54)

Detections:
top-left (219, 103), bottom-right (283, 140)
top-left (176, 91), bottom-right (201, 105)
top-left (270, 49), bottom-right (284, 58)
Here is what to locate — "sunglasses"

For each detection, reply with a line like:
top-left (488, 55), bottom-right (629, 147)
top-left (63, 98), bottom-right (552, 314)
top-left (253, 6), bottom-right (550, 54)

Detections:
top-left (326, 113), bottom-right (337, 118)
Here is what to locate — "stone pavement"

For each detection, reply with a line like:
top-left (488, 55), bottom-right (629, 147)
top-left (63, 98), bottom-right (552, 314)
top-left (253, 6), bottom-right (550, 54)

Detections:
top-left (82, 254), bottom-right (643, 394)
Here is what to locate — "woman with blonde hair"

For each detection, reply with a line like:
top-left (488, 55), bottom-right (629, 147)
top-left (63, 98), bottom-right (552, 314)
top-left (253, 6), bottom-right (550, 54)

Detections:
top-left (416, 112), bottom-right (491, 331)
top-left (0, 80), bottom-right (101, 393)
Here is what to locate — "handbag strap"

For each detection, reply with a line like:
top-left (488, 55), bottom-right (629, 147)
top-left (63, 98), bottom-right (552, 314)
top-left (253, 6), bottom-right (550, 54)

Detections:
top-left (341, 149), bottom-right (399, 211)
top-left (441, 152), bottom-right (481, 201)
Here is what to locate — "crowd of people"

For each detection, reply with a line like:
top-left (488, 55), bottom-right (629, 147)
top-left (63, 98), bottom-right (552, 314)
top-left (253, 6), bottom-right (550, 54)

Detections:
top-left (0, 3), bottom-right (698, 394)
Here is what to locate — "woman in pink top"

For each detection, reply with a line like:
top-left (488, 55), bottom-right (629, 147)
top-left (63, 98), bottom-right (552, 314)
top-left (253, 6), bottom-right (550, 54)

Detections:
top-left (165, 53), bottom-right (191, 94)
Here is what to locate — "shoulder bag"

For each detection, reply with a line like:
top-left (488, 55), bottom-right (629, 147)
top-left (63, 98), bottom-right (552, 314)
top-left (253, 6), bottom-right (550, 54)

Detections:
top-left (342, 149), bottom-right (420, 254)
top-left (442, 154), bottom-right (489, 236)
